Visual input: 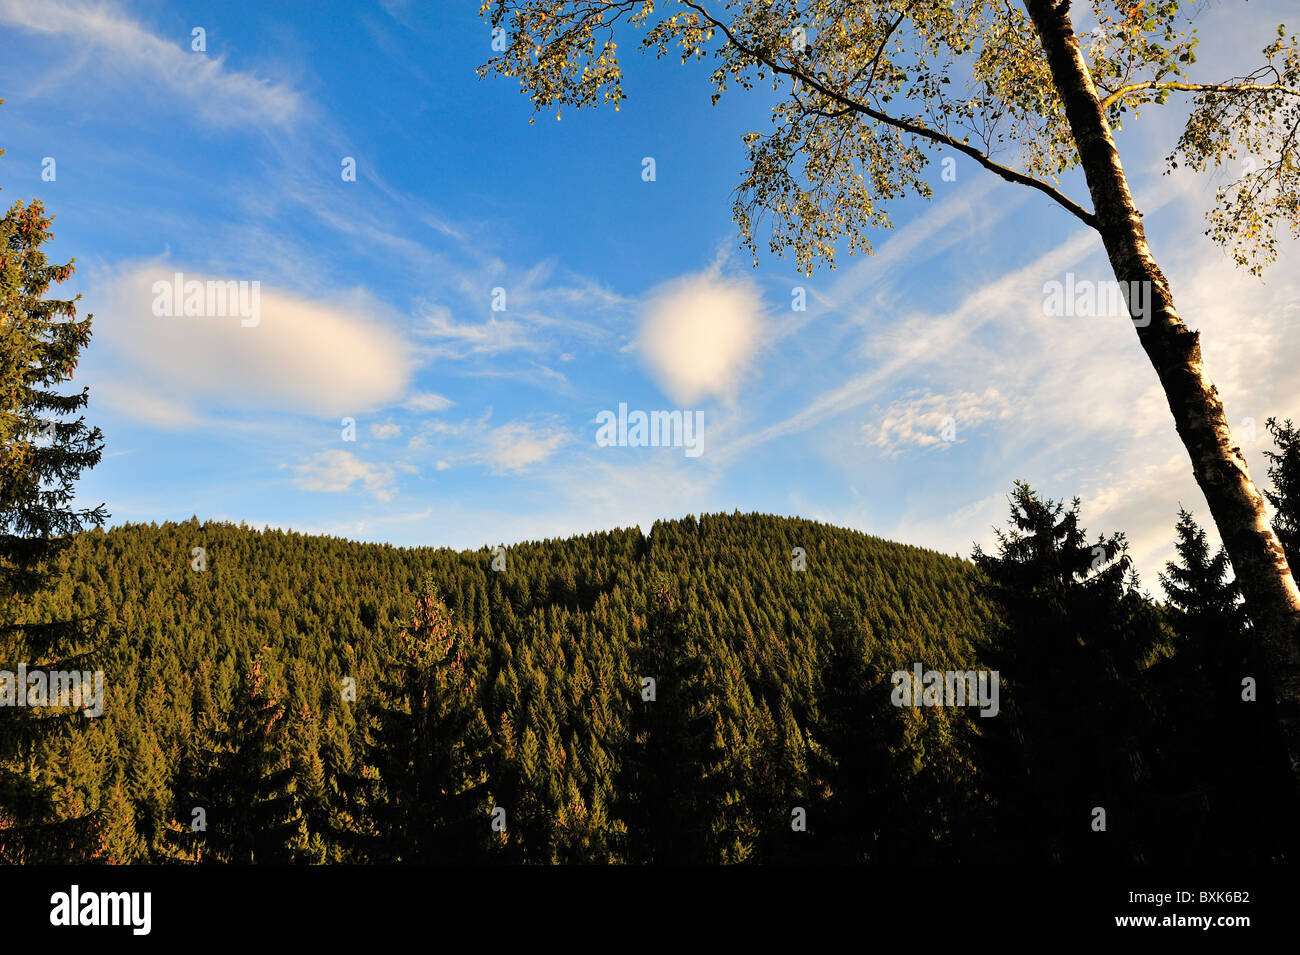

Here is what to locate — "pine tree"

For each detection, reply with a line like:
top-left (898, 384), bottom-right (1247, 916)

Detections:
top-left (805, 614), bottom-right (906, 863)
top-left (287, 702), bottom-right (334, 863)
top-left (622, 584), bottom-right (735, 864)
top-left (1264, 418), bottom-right (1300, 571)
top-left (178, 658), bottom-right (303, 864)
top-left (1160, 508), bottom-right (1244, 643)
top-left (0, 194), bottom-right (106, 863)
top-left (1154, 507), bottom-right (1295, 860)
top-left (96, 776), bottom-right (147, 864)
top-left (345, 588), bottom-right (496, 863)
top-left (973, 482), bottom-right (1165, 862)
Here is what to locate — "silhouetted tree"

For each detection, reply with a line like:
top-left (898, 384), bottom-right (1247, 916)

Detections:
top-left (622, 584), bottom-right (737, 863)
top-left (1264, 418), bottom-right (1300, 570)
top-left (974, 482), bottom-right (1164, 862)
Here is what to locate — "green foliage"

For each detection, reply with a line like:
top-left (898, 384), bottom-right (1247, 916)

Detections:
top-left (6, 512), bottom-right (996, 863)
top-left (5, 501), bottom-right (1295, 863)
top-left (1165, 27), bottom-right (1300, 275)
top-left (480, 1), bottom-right (1298, 273)
top-left (346, 591), bottom-right (497, 863)
top-left (622, 583), bottom-right (739, 863)
top-left (0, 199), bottom-right (105, 579)
top-left (0, 197), bottom-right (106, 862)
top-left (176, 657), bottom-right (306, 864)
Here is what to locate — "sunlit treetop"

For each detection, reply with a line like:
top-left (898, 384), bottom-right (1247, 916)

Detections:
top-left (478, 1), bottom-right (1300, 275)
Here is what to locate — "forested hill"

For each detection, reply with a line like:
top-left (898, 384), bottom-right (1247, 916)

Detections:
top-left (14, 508), bottom-right (1291, 865)
top-left (40, 510), bottom-right (986, 673)
top-left (15, 511), bottom-right (996, 863)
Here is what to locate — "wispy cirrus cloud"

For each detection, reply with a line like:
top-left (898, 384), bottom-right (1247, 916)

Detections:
top-left (0, 0), bottom-right (302, 128)
top-left (400, 413), bottom-right (571, 475)
top-left (416, 303), bottom-right (536, 357)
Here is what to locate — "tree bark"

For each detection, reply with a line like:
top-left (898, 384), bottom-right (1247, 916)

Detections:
top-left (1024, 0), bottom-right (1300, 782)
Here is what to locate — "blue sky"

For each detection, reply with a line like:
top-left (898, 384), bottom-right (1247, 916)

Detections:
top-left (1, 0), bottom-right (1297, 587)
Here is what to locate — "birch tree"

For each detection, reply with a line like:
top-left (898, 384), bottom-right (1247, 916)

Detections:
top-left (478, 0), bottom-right (1300, 781)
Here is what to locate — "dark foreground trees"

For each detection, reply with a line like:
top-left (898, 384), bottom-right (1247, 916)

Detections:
top-left (1158, 508), bottom-right (1299, 859)
top-left (973, 483), bottom-right (1166, 861)
top-left (974, 482), bottom-right (1298, 862)
top-left (1264, 418), bottom-right (1300, 571)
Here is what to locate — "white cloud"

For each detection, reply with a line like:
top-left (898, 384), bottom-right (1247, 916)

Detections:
top-left (484, 422), bottom-right (569, 473)
top-left (862, 388), bottom-right (1017, 456)
top-left (0, 0), bottom-right (302, 128)
top-left (294, 450), bottom-right (396, 502)
top-left (857, 219), bottom-right (1300, 584)
top-left (717, 229), bottom-right (1100, 462)
top-left (93, 262), bottom-right (415, 421)
top-left (417, 304), bottom-right (536, 357)
top-left (639, 272), bottom-right (763, 405)
top-left (370, 422), bottom-right (402, 440)
top-left (93, 380), bottom-right (203, 430)
top-left (403, 392), bottom-right (455, 413)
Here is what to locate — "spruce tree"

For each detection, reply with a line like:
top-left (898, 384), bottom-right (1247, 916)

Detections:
top-left (622, 584), bottom-right (734, 864)
top-left (1155, 507), bottom-right (1295, 860)
top-left (1160, 508), bottom-right (1243, 642)
top-left (1264, 418), bottom-right (1300, 571)
top-left (973, 482), bottom-right (1164, 862)
top-left (805, 614), bottom-right (907, 863)
top-left (0, 193), bottom-right (106, 862)
top-left (178, 658), bottom-right (304, 864)
top-left (345, 587), bottom-right (496, 863)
